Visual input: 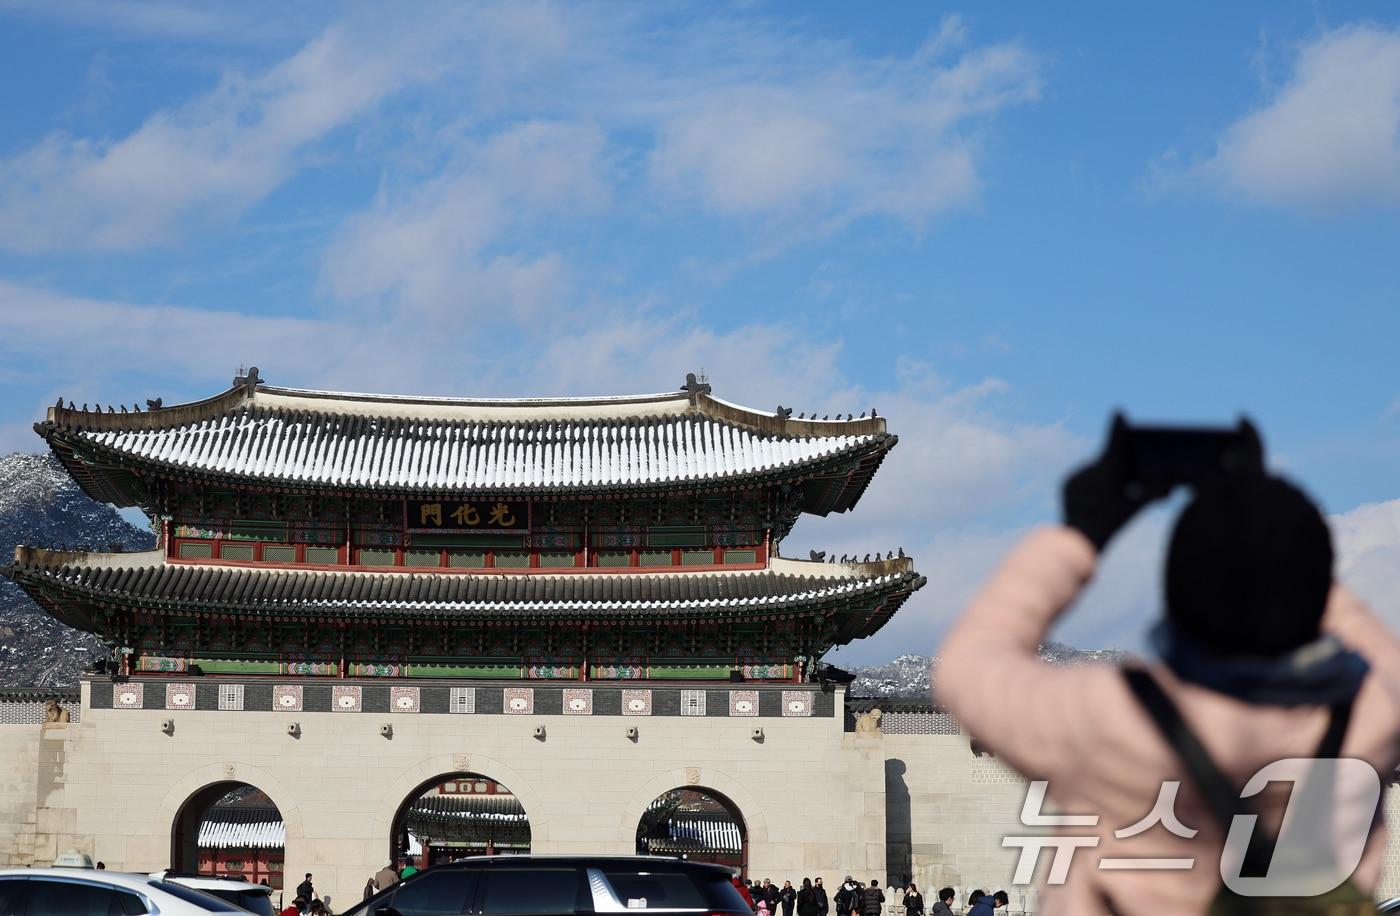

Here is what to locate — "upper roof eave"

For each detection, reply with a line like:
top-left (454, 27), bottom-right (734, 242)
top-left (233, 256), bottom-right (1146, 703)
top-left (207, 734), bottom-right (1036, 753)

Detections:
top-left (39, 378), bottom-right (887, 438)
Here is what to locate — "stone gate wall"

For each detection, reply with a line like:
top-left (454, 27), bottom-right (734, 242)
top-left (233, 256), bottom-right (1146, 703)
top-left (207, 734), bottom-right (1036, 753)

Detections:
top-left (0, 680), bottom-right (887, 909)
top-left (4, 684), bottom-right (1399, 913)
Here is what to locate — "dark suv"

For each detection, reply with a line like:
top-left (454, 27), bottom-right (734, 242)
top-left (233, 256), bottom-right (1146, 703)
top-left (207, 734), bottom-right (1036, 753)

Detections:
top-left (343, 856), bottom-right (751, 916)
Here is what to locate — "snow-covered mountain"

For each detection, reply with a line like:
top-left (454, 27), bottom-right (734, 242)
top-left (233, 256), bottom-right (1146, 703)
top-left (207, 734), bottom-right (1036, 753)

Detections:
top-left (847, 644), bottom-right (1128, 700)
top-left (0, 453), bottom-right (153, 687)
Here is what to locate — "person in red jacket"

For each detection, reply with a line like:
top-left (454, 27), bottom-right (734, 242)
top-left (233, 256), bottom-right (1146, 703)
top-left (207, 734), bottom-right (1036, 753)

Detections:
top-left (733, 876), bottom-right (755, 910)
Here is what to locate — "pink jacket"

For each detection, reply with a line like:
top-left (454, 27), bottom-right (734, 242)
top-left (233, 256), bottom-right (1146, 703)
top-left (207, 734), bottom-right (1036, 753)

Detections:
top-left (936, 526), bottom-right (1400, 916)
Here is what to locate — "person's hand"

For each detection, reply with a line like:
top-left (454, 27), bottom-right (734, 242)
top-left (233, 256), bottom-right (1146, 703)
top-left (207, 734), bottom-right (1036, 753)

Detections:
top-left (1062, 413), bottom-right (1166, 551)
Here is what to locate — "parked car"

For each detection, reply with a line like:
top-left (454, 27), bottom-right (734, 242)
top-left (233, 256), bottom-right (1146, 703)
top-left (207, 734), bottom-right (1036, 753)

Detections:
top-left (0, 867), bottom-right (248, 914)
top-left (343, 855), bottom-right (752, 916)
top-left (150, 871), bottom-right (276, 916)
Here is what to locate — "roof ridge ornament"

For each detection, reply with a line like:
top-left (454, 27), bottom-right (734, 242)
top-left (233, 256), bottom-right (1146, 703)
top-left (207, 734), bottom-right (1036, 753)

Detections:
top-left (680, 372), bottom-right (711, 404)
top-left (233, 366), bottom-right (264, 397)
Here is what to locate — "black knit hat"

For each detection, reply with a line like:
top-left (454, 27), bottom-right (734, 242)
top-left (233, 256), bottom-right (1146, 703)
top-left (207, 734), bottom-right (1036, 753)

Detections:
top-left (1166, 474), bottom-right (1333, 656)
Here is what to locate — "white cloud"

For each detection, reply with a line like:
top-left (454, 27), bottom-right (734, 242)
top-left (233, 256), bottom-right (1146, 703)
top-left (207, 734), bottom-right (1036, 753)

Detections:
top-left (0, 280), bottom-right (376, 392)
top-left (1332, 497), bottom-right (1400, 626)
top-left (644, 17), bottom-right (1040, 226)
top-left (321, 121), bottom-right (609, 323)
top-left (0, 7), bottom-right (553, 252)
top-left (315, 10), bottom-right (1041, 307)
top-left (1180, 24), bottom-right (1400, 207)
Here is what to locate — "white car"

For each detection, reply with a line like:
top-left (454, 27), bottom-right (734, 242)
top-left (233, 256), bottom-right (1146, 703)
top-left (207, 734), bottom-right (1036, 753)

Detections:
top-left (150, 872), bottom-right (276, 916)
top-left (0, 867), bottom-right (247, 914)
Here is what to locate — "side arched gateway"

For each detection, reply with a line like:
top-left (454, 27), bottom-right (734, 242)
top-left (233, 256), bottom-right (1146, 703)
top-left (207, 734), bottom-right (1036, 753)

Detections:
top-left (389, 772), bottom-right (531, 869)
top-left (171, 781), bottom-right (286, 889)
top-left (636, 787), bottom-right (747, 873)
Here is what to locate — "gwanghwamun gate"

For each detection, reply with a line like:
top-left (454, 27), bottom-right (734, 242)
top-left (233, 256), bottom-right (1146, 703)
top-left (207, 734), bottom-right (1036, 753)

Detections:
top-left (5, 369), bottom-right (1400, 910)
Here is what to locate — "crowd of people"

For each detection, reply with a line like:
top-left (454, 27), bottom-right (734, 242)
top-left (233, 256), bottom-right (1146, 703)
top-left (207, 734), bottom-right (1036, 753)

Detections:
top-left (732, 876), bottom-right (1011, 916)
top-left (275, 857), bottom-right (425, 914)
top-left (285, 862), bottom-right (1016, 915)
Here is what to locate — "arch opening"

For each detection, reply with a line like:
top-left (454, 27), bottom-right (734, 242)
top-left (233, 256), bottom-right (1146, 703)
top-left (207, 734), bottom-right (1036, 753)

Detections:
top-left (388, 772), bottom-right (531, 871)
top-left (636, 787), bottom-right (747, 874)
top-left (171, 781), bottom-right (285, 890)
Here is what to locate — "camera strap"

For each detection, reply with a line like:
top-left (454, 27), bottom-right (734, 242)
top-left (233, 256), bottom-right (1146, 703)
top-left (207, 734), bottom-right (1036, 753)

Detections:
top-left (1121, 666), bottom-right (1354, 878)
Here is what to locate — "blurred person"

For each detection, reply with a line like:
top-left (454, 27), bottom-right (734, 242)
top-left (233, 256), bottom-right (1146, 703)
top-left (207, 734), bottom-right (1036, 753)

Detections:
top-left (835, 877), bottom-right (858, 916)
top-left (780, 880), bottom-right (796, 916)
top-left (901, 883), bottom-right (922, 916)
top-left (375, 860), bottom-right (399, 890)
top-left (814, 877), bottom-right (828, 916)
top-left (860, 879), bottom-right (883, 916)
top-left (930, 888), bottom-right (955, 916)
top-left (938, 417), bottom-right (1400, 915)
top-left (734, 876), bottom-right (755, 911)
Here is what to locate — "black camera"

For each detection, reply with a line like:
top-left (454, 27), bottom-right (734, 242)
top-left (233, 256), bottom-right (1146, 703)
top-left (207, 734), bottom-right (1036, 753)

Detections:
top-left (1122, 418), bottom-right (1263, 491)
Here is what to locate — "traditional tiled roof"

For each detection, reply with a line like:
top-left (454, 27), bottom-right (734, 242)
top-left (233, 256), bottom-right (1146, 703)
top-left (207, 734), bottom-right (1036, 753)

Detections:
top-left (8, 549), bottom-right (926, 643)
top-left (404, 794), bottom-right (531, 844)
top-left (37, 377), bottom-right (894, 513)
top-left (197, 807), bottom-right (285, 850)
top-left (642, 818), bottom-right (744, 855)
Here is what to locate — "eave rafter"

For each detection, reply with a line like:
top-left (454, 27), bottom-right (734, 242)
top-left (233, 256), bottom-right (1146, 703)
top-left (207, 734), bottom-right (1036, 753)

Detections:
top-left (4, 548), bottom-right (926, 648)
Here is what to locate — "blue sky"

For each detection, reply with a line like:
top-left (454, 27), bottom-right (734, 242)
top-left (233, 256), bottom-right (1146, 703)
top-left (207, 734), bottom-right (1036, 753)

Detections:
top-left (0, 1), bottom-right (1398, 662)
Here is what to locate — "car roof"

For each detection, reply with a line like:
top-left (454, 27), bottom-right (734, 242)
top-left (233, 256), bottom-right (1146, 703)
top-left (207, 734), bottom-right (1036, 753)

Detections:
top-left (154, 871), bottom-right (272, 892)
top-left (0, 869), bottom-right (166, 889)
top-left (433, 855), bottom-right (735, 873)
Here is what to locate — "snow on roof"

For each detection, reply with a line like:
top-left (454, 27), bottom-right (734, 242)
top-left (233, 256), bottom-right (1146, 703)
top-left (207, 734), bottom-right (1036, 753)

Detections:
top-left (197, 818), bottom-right (285, 850)
top-left (11, 546), bottom-right (921, 617)
top-left (69, 406), bottom-right (879, 492)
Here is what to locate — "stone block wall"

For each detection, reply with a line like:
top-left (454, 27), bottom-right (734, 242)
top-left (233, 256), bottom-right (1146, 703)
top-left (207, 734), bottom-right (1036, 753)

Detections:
top-left (884, 734), bottom-right (1037, 910)
top-left (26, 680), bottom-right (885, 909)
top-left (0, 724), bottom-right (41, 865)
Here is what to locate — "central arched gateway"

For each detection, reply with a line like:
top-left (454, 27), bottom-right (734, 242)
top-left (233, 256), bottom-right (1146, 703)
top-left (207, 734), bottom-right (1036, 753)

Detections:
top-left (636, 787), bottom-right (747, 873)
top-left (389, 772), bottom-right (531, 868)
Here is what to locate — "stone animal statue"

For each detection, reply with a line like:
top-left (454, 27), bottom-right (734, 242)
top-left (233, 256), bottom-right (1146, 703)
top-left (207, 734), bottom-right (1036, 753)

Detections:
top-left (43, 698), bottom-right (70, 724)
top-left (854, 707), bottom-right (882, 734)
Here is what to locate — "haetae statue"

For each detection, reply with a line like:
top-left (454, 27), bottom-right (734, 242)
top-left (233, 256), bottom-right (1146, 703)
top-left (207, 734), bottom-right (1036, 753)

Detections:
top-left (854, 707), bottom-right (882, 734)
top-left (43, 698), bottom-right (70, 724)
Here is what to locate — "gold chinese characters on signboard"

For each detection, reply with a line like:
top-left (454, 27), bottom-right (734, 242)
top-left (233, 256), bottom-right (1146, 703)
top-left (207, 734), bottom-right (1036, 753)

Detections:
top-left (406, 500), bottom-right (529, 532)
